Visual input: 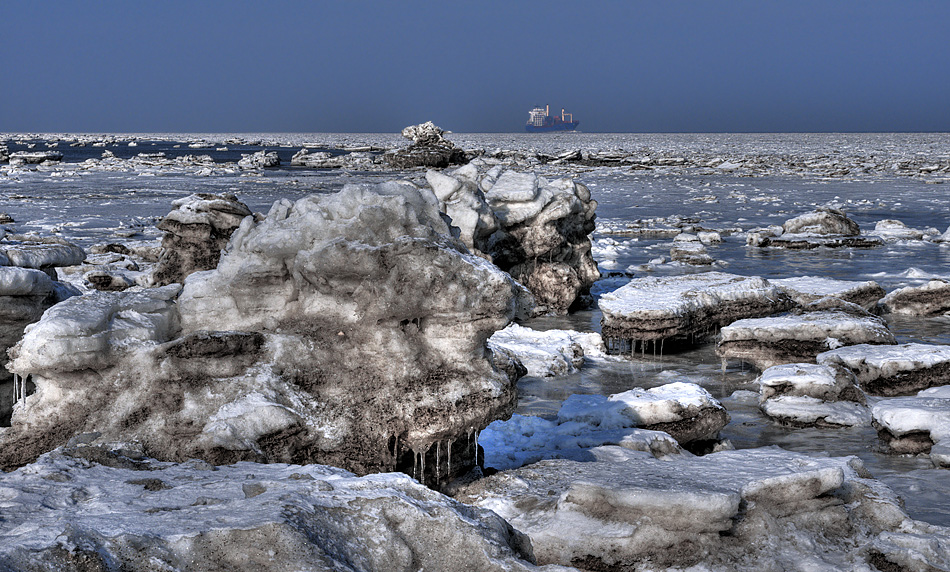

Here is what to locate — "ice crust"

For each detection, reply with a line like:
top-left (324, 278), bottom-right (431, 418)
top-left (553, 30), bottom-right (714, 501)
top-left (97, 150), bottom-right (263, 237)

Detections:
top-left (756, 363), bottom-right (870, 427)
top-left (772, 275), bottom-right (885, 310)
top-left (818, 342), bottom-right (950, 396)
top-left (487, 323), bottom-right (605, 378)
top-left (0, 444), bottom-right (546, 571)
top-left (599, 272), bottom-right (793, 348)
top-left (455, 445), bottom-right (950, 571)
top-left (717, 310), bottom-right (896, 370)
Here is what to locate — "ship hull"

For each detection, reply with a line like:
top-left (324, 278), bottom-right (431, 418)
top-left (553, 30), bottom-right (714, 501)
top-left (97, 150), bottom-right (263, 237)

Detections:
top-left (525, 121), bottom-right (580, 133)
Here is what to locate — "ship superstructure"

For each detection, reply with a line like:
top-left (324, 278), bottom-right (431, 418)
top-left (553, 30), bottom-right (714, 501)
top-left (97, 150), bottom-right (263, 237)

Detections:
top-left (525, 104), bottom-right (579, 132)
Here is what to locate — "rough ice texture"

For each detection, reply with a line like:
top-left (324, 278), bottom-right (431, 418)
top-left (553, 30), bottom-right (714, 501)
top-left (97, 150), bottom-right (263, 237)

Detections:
top-left (882, 279), bottom-right (950, 316)
top-left (0, 443), bottom-right (547, 572)
top-left (782, 207), bottom-right (861, 236)
top-left (872, 393), bottom-right (950, 467)
top-left (0, 183), bottom-right (529, 487)
top-left (745, 208), bottom-right (884, 249)
top-left (607, 382), bottom-right (730, 445)
top-left (454, 445), bottom-right (950, 571)
top-left (487, 323), bottom-right (605, 378)
top-left (384, 121), bottom-right (466, 169)
top-left (717, 310), bottom-right (897, 371)
top-left (429, 166), bottom-right (600, 314)
top-left (150, 193), bottom-right (252, 287)
top-left (600, 272), bottom-right (793, 351)
top-left (756, 362), bottom-right (869, 427)
top-left (669, 234), bottom-right (714, 265)
top-left (236, 150), bottom-right (280, 170)
top-left (818, 342), bottom-right (950, 396)
top-left (0, 235), bottom-right (86, 269)
top-left (772, 276), bottom-right (885, 311)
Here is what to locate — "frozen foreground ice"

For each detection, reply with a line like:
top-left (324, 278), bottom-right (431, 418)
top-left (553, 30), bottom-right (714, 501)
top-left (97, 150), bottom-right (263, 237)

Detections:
top-left (3, 131), bottom-right (950, 570)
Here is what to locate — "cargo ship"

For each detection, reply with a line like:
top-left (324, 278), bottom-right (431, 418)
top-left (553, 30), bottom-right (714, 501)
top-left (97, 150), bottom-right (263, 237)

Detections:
top-left (525, 105), bottom-right (579, 132)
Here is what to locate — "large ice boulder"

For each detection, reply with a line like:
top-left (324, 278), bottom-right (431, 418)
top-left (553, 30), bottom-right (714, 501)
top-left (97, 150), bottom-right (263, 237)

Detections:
top-left (384, 121), bottom-right (466, 169)
top-left (600, 272), bottom-right (793, 353)
top-left (746, 207), bottom-right (883, 249)
top-left (487, 323), bottom-right (605, 378)
top-left (150, 193), bottom-right (252, 286)
top-left (1, 182), bottom-right (531, 487)
top-left (428, 166), bottom-right (600, 314)
top-left (0, 442), bottom-right (545, 571)
top-left (454, 446), bottom-right (950, 571)
top-left (236, 150), bottom-right (280, 170)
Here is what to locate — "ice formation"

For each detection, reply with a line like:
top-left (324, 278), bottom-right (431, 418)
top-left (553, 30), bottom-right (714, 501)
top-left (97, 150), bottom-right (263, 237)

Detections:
top-left (746, 207), bottom-right (884, 249)
top-left (882, 279), bottom-right (950, 316)
top-left (872, 387), bottom-right (950, 468)
top-left (486, 323), bottom-right (606, 378)
top-left (454, 445), bottom-right (950, 571)
top-left (600, 272), bottom-right (792, 353)
top-left (428, 165), bottom-right (600, 314)
top-left (669, 232), bottom-right (714, 265)
top-left (236, 150), bottom-right (280, 170)
top-left (1, 183), bottom-right (531, 486)
top-left (150, 193), bottom-right (253, 286)
top-left (0, 442), bottom-right (546, 571)
top-left (771, 275), bottom-right (885, 311)
top-left (756, 363), bottom-right (869, 427)
top-left (384, 121), bottom-right (466, 169)
top-left (718, 307), bottom-right (896, 370)
top-left (818, 342), bottom-right (950, 396)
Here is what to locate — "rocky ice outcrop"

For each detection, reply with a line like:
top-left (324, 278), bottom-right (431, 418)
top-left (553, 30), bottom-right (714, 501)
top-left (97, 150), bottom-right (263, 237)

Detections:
top-left (1, 236), bottom-right (84, 425)
top-left (757, 363), bottom-right (869, 427)
top-left (746, 207), bottom-right (883, 249)
top-left (1, 182), bottom-right (530, 487)
top-left (237, 150), bottom-right (280, 170)
top-left (487, 323), bottom-right (605, 378)
top-left (872, 386), bottom-right (950, 468)
top-left (771, 276), bottom-right (885, 311)
top-left (428, 165), bottom-right (599, 314)
top-left (882, 279), bottom-right (950, 316)
top-left (818, 343), bottom-right (950, 396)
top-left (454, 446), bottom-right (950, 571)
top-left (717, 305), bottom-right (897, 371)
top-left (384, 121), bottom-right (467, 169)
top-left (150, 193), bottom-right (252, 287)
top-left (669, 233), bottom-right (715, 265)
top-left (600, 272), bottom-right (793, 353)
top-left (7, 150), bottom-right (63, 166)
top-left (0, 443), bottom-right (547, 571)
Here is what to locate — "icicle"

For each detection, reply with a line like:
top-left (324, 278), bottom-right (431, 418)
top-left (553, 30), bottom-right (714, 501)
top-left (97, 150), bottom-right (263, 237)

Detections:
top-left (474, 430), bottom-right (480, 467)
top-left (447, 439), bottom-right (453, 477)
top-left (721, 357), bottom-right (727, 374)
top-left (413, 449), bottom-right (418, 480)
top-left (420, 447), bottom-right (426, 482)
top-left (436, 441), bottom-right (441, 480)
top-left (660, 338), bottom-right (664, 358)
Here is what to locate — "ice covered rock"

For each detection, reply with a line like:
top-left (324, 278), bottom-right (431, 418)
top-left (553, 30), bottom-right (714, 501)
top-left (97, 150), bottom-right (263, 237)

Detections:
top-left (150, 193), bottom-right (252, 286)
top-left (0, 182), bottom-right (532, 484)
top-left (818, 342), bottom-right (950, 396)
top-left (236, 150), bottom-right (280, 170)
top-left (882, 279), bottom-right (950, 316)
top-left (0, 235), bottom-right (86, 269)
top-left (8, 150), bottom-right (63, 166)
top-left (718, 307), bottom-right (897, 371)
top-left (756, 363), bottom-right (869, 427)
top-left (869, 219), bottom-right (931, 241)
top-left (487, 323), bottom-right (605, 378)
top-left (606, 382), bottom-right (729, 447)
top-left (600, 272), bottom-right (793, 353)
top-left (384, 121), bottom-right (466, 169)
top-left (747, 207), bottom-right (883, 249)
top-left (669, 233), bottom-right (714, 265)
top-left (872, 387), bottom-right (950, 467)
top-left (772, 276), bottom-right (885, 311)
top-left (782, 207), bottom-right (861, 236)
top-left (0, 443), bottom-right (545, 571)
top-left (478, 169), bottom-right (599, 313)
top-left (455, 446), bottom-right (950, 571)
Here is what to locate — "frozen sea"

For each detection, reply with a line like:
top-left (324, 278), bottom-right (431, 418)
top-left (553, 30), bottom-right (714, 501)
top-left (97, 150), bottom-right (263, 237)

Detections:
top-left (3, 131), bottom-right (950, 526)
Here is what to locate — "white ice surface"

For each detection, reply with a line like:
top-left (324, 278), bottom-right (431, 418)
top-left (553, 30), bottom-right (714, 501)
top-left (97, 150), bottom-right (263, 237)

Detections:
top-left (487, 323), bottom-right (606, 378)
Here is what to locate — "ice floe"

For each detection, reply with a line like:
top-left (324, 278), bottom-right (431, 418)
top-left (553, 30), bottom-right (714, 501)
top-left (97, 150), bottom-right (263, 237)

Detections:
top-left (817, 342), bottom-right (950, 396)
top-left (756, 363), bottom-right (869, 427)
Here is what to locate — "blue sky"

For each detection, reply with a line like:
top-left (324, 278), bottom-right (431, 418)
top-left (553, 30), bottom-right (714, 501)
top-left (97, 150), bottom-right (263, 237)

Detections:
top-left (2, 1), bottom-right (948, 133)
